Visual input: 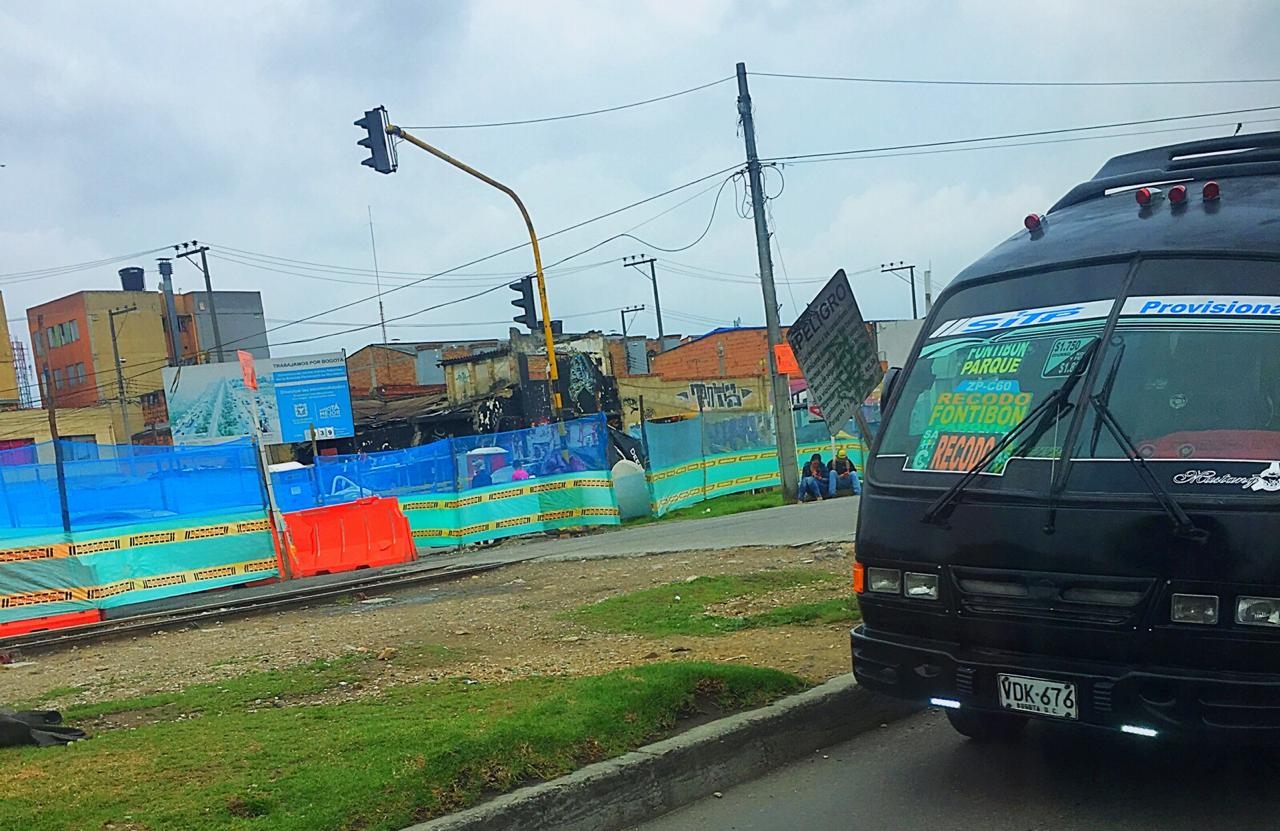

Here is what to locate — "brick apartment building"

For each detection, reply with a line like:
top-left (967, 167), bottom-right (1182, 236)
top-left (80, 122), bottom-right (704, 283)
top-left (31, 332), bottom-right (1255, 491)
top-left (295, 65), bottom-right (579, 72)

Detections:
top-left (647, 327), bottom-right (783, 381)
top-left (347, 341), bottom-right (500, 399)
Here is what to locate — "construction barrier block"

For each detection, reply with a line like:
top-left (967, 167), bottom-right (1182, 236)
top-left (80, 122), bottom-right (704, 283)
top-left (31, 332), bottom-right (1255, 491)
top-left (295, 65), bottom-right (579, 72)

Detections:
top-left (0, 609), bottom-right (102, 639)
top-left (282, 496), bottom-right (416, 579)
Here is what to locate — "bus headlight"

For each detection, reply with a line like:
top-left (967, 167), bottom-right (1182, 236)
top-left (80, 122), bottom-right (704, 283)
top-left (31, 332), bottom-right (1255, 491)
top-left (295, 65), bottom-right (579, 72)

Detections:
top-left (1170, 593), bottom-right (1218, 625)
top-left (904, 572), bottom-right (940, 600)
top-left (1237, 596), bottom-right (1280, 627)
top-left (867, 568), bottom-right (901, 595)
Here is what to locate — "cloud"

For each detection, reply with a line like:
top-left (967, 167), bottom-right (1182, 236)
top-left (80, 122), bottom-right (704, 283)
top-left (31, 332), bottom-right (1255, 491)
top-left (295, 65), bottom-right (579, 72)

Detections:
top-left (788, 179), bottom-right (1052, 319)
top-left (0, 0), bottom-right (1275, 365)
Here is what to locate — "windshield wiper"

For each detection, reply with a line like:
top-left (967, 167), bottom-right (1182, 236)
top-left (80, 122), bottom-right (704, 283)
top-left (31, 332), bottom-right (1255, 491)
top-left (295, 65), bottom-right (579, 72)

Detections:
top-left (1089, 336), bottom-right (1126, 455)
top-left (1087, 393), bottom-right (1209, 543)
top-left (922, 340), bottom-right (1099, 527)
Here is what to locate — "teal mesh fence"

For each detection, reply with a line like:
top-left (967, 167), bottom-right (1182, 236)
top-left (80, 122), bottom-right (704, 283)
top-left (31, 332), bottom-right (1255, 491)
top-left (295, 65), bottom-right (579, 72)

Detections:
top-left (643, 408), bottom-right (880, 516)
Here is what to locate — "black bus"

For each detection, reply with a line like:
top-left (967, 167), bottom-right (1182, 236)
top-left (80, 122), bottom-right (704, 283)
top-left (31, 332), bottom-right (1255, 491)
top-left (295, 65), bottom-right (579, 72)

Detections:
top-left (851, 132), bottom-right (1280, 741)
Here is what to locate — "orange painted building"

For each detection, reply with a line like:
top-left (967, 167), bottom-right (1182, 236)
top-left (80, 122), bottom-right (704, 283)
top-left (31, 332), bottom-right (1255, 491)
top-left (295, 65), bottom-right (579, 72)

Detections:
top-left (27, 291), bottom-right (169, 410)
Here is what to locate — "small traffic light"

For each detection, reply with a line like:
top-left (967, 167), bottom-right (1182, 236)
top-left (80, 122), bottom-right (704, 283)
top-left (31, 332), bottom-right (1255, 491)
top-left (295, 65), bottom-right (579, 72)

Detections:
top-left (355, 106), bottom-right (397, 174)
top-left (510, 276), bottom-right (538, 330)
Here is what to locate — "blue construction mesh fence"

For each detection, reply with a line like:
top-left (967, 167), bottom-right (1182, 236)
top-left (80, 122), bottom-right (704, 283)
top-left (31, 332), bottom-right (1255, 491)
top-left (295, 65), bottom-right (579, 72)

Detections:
top-left (0, 439), bottom-right (265, 536)
top-left (450, 415), bottom-right (609, 485)
top-left (277, 415), bottom-right (612, 511)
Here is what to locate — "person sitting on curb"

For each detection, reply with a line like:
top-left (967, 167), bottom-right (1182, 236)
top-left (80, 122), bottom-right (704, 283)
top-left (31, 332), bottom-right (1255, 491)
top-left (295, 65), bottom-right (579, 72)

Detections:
top-left (829, 448), bottom-right (862, 496)
top-left (799, 453), bottom-right (829, 502)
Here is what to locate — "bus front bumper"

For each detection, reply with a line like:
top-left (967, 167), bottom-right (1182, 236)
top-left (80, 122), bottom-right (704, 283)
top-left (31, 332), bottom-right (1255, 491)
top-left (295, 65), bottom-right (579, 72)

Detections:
top-left (851, 624), bottom-right (1280, 739)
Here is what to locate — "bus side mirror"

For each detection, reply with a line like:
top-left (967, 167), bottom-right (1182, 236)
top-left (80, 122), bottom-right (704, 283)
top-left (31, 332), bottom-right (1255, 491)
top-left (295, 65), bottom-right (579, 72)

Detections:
top-left (881, 367), bottom-right (902, 415)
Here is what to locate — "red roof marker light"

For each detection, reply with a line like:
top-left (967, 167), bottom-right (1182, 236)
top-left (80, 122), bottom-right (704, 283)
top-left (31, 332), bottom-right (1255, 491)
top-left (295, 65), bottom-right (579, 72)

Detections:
top-left (1024, 213), bottom-right (1043, 232)
top-left (1135, 187), bottom-right (1162, 207)
top-left (1202, 181), bottom-right (1221, 201)
top-left (1169, 184), bottom-right (1188, 205)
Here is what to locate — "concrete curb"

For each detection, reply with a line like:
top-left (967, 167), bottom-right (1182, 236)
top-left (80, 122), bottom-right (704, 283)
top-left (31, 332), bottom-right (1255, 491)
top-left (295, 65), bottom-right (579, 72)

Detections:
top-left (404, 676), bottom-right (918, 831)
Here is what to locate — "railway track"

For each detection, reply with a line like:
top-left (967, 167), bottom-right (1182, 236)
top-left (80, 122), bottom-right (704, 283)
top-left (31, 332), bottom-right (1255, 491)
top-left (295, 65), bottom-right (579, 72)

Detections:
top-left (0, 557), bottom-right (526, 656)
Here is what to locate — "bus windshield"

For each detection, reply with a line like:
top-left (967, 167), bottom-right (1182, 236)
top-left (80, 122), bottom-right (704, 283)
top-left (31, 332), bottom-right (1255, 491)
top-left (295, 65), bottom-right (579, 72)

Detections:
top-left (1068, 257), bottom-right (1280, 495)
top-left (876, 257), bottom-right (1280, 496)
top-left (874, 262), bottom-right (1128, 491)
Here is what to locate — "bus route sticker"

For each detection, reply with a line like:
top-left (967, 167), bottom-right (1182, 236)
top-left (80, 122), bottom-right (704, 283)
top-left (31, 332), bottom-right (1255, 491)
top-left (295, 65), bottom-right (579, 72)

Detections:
top-left (907, 385), bottom-right (1034, 474)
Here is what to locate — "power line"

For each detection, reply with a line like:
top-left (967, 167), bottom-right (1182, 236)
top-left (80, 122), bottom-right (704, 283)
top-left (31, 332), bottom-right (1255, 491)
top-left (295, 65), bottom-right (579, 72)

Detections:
top-left (206, 250), bottom-right (614, 287)
top-left (223, 163), bottom-right (741, 348)
top-left (206, 243), bottom-right (609, 281)
top-left (664, 308), bottom-right (734, 327)
top-left (616, 173), bottom-right (736, 253)
top-left (15, 109), bottom-right (1271, 402)
top-left (265, 305), bottom-right (630, 330)
top-left (0, 165), bottom-right (746, 402)
top-left (400, 76), bottom-right (732, 129)
top-left (0, 247), bottom-right (171, 282)
top-left (202, 178), bottom-right (736, 285)
top-left (773, 117), bottom-right (1280, 167)
top-left (751, 71), bottom-right (1280, 87)
top-left (761, 104), bottom-right (1280, 164)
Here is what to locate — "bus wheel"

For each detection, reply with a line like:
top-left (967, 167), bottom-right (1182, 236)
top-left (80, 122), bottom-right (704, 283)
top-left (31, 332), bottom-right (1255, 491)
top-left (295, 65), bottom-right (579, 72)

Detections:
top-left (945, 709), bottom-right (1027, 741)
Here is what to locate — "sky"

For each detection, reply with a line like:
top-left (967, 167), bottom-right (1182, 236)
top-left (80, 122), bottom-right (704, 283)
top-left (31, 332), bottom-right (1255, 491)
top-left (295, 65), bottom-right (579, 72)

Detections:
top-left (3, 0), bottom-right (1280, 375)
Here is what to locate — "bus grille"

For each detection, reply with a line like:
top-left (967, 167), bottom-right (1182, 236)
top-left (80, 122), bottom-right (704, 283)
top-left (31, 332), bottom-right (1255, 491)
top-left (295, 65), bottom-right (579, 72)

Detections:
top-left (951, 566), bottom-right (1156, 629)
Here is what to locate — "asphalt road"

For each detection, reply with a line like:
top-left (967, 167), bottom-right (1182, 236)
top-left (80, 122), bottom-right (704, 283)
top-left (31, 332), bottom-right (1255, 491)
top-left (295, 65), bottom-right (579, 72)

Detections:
top-left (481, 495), bottom-right (858, 564)
top-left (636, 707), bottom-right (1280, 831)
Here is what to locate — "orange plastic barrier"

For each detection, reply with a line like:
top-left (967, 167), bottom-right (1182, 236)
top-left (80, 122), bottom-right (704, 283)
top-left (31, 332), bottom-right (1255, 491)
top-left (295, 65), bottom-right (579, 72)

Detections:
top-left (0, 609), bottom-right (102, 639)
top-left (281, 496), bottom-right (416, 579)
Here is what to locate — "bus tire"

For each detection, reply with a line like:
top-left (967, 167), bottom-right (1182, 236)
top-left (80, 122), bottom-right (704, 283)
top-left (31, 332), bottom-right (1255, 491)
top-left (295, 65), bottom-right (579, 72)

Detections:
top-left (945, 708), bottom-right (1028, 741)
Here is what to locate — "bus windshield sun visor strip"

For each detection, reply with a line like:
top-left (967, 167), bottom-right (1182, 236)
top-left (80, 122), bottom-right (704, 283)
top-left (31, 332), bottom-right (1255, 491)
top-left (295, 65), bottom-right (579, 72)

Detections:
top-left (921, 338), bottom-right (1101, 528)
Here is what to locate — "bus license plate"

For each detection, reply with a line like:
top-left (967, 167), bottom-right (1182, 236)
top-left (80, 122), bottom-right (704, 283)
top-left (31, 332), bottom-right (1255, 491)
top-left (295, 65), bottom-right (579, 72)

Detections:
top-left (997, 674), bottom-right (1078, 719)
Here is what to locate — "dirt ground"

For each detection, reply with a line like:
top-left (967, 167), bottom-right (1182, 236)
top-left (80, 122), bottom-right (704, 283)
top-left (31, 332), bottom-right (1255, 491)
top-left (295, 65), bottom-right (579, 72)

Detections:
top-left (3, 543), bottom-right (856, 713)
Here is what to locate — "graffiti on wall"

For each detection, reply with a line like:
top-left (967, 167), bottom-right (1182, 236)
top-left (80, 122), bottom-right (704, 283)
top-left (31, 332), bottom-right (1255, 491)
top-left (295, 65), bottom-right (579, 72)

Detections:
top-left (676, 382), bottom-right (754, 410)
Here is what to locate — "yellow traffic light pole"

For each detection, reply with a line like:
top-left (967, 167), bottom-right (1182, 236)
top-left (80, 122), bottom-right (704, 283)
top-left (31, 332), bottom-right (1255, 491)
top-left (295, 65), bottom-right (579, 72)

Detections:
top-left (385, 123), bottom-right (564, 417)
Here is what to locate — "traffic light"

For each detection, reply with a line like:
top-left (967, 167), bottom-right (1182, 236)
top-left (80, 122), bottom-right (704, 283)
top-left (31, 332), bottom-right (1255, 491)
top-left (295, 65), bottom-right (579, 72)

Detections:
top-left (510, 276), bottom-right (538, 330)
top-left (355, 106), bottom-right (397, 174)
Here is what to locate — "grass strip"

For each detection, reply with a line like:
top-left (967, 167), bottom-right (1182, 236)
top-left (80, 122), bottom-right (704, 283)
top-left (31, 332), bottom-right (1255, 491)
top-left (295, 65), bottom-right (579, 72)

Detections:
top-left (564, 570), bottom-right (860, 636)
top-left (623, 489), bottom-right (784, 526)
top-left (1, 661), bottom-right (804, 831)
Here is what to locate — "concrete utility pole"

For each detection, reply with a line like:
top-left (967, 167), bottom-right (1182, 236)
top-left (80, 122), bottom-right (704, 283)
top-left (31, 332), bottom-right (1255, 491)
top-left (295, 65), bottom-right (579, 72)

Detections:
top-left (620, 304), bottom-right (644, 338)
top-left (36, 314), bottom-right (71, 534)
top-left (736, 61), bottom-right (799, 502)
top-left (881, 261), bottom-right (918, 319)
top-left (175, 242), bottom-right (226, 362)
top-left (108, 304), bottom-right (137, 444)
top-left (623, 255), bottom-right (665, 347)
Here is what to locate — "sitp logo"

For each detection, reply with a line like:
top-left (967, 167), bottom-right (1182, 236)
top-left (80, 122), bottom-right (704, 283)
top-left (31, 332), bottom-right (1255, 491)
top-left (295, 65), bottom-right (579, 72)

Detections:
top-left (961, 306), bottom-right (1084, 333)
top-left (927, 300), bottom-right (1113, 341)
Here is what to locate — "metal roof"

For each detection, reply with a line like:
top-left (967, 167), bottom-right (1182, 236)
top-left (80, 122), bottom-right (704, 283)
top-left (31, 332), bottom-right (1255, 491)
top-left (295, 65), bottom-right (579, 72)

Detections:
top-left (951, 132), bottom-right (1280, 290)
